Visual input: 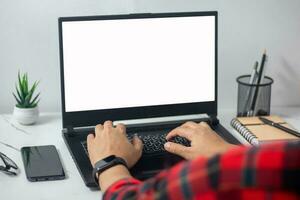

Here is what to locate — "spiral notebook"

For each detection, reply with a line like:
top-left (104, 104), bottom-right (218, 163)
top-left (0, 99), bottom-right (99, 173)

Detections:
top-left (231, 115), bottom-right (299, 145)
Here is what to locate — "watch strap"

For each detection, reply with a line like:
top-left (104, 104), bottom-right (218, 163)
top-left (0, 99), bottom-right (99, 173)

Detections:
top-left (92, 156), bottom-right (127, 185)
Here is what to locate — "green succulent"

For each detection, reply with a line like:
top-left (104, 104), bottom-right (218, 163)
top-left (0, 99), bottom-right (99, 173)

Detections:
top-left (13, 71), bottom-right (40, 108)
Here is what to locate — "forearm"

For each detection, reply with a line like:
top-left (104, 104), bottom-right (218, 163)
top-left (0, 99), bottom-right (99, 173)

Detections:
top-left (99, 165), bottom-right (132, 192)
top-left (103, 142), bottom-right (300, 200)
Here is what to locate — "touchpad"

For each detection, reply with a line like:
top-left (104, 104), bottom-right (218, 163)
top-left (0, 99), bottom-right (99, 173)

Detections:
top-left (130, 153), bottom-right (183, 180)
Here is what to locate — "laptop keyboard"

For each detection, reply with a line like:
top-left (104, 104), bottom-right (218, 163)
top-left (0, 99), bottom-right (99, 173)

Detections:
top-left (81, 133), bottom-right (190, 155)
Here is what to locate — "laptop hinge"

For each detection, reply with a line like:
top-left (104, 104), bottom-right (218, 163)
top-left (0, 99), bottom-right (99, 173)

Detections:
top-left (63, 126), bottom-right (76, 137)
top-left (209, 115), bottom-right (219, 126)
top-left (61, 114), bottom-right (217, 136)
top-left (114, 114), bottom-right (210, 127)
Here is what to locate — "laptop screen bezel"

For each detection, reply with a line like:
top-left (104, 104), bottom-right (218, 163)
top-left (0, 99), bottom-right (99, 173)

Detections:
top-left (58, 11), bottom-right (218, 128)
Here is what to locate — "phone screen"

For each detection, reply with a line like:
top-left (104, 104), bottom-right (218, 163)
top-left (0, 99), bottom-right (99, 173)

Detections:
top-left (21, 145), bottom-right (65, 181)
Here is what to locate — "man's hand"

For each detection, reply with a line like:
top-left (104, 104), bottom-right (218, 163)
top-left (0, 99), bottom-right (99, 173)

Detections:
top-left (164, 121), bottom-right (236, 160)
top-left (87, 121), bottom-right (143, 168)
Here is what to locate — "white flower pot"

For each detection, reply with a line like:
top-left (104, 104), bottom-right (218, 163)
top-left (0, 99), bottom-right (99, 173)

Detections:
top-left (13, 106), bottom-right (39, 125)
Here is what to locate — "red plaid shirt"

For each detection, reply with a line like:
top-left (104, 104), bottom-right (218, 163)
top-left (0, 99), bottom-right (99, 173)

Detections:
top-left (104, 141), bottom-right (300, 200)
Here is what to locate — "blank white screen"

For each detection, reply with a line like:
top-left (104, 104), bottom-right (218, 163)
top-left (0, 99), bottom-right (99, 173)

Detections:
top-left (62, 16), bottom-right (215, 112)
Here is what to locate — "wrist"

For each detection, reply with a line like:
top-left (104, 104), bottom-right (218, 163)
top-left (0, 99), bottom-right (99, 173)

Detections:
top-left (218, 142), bottom-right (236, 154)
top-left (92, 155), bottom-right (128, 186)
top-left (98, 164), bottom-right (132, 191)
top-left (204, 142), bottom-right (236, 158)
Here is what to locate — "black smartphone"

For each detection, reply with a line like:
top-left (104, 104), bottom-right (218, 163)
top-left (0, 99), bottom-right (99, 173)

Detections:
top-left (21, 145), bottom-right (65, 182)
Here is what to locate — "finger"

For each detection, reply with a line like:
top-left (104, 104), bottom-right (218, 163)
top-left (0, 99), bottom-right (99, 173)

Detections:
top-left (116, 123), bottom-right (126, 133)
top-left (166, 127), bottom-right (194, 141)
top-left (95, 124), bottom-right (103, 137)
top-left (86, 134), bottom-right (95, 150)
top-left (132, 135), bottom-right (143, 155)
top-left (104, 120), bottom-right (113, 129)
top-left (87, 133), bottom-right (94, 142)
top-left (182, 121), bottom-right (198, 128)
top-left (164, 142), bottom-right (189, 159)
top-left (199, 121), bottom-right (210, 128)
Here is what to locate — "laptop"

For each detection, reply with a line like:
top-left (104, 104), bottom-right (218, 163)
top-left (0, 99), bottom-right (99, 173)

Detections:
top-left (58, 11), bottom-right (240, 188)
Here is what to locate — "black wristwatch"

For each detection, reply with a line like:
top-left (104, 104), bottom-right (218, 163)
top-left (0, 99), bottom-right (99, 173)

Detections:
top-left (92, 155), bottom-right (127, 185)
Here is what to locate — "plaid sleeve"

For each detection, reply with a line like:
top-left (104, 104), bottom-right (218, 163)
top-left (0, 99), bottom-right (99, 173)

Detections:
top-left (103, 141), bottom-right (300, 200)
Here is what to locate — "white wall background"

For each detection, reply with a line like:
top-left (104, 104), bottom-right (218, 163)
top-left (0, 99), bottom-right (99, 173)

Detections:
top-left (1, 0), bottom-right (300, 114)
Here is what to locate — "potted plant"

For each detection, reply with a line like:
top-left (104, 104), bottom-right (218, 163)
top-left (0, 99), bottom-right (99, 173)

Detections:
top-left (13, 72), bottom-right (40, 125)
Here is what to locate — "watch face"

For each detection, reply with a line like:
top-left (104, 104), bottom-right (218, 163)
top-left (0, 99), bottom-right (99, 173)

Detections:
top-left (102, 155), bottom-right (116, 164)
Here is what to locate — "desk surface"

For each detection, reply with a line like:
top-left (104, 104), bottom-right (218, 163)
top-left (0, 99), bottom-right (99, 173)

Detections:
top-left (1, 107), bottom-right (299, 200)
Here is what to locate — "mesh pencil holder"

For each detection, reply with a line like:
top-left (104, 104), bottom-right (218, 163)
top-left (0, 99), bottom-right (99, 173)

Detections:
top-left (236, 75), bottom-right (274, 117)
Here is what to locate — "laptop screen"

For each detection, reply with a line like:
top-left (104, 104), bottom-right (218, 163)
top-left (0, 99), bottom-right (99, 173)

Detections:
top-left (61, 15), bottom-right (215, 113)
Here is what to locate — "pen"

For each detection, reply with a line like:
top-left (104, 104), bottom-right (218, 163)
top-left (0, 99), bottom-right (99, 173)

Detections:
top-left (245, 61), bottom-right (259, 116)
top-left (259, 117), bottom-right (300, 138)
top-left (249, 49), bottom-right (267, 116)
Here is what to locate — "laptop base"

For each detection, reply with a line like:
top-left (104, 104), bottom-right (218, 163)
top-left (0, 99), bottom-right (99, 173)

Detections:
top-left (63, 120), bottom-right (240, 188)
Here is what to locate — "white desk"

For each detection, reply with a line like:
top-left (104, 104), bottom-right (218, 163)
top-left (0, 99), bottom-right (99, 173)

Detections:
top-left (1, 107), bottom-right (299, 200)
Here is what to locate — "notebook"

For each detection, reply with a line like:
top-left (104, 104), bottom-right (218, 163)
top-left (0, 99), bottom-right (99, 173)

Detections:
top-left (231, 115), bottom-right (299, 145)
